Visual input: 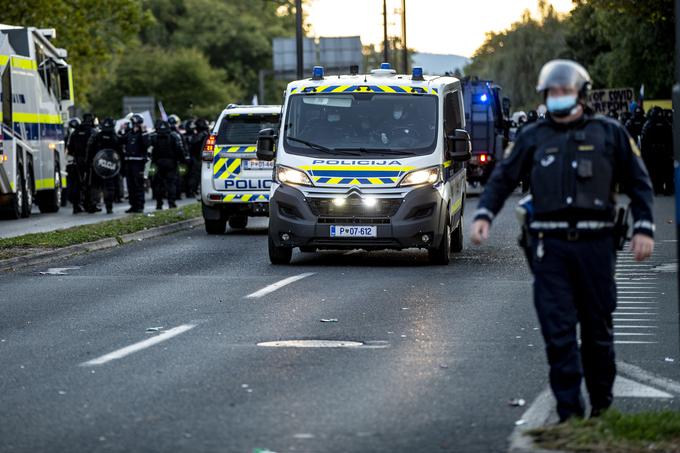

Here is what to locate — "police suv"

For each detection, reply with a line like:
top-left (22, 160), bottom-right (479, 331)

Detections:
top-left (201, 105), bottom-right (281, 234)
top-left (256, 64), bottom-right (472, 265)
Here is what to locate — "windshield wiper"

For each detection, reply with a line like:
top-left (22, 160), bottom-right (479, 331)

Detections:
top-left (286, 136), bottom-right (360, 156)
top-left (335, 147), bottom-right (418, 156)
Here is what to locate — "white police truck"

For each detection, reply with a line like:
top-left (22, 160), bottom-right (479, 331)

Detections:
top-left (0, 25), bottom-right (73, 219)
top-left (256, 64), bottom-right (471, 265)
top-left (201, 105), bottom-right (281, 234)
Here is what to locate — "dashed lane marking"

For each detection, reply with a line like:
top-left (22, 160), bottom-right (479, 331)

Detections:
top-left (245, 273), bottom-right (316, 299)
top-left (80, 324), bottom-right (196, 366)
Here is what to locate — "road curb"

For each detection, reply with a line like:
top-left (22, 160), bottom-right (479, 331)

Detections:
top-left (0, 217), bottom-right (204, 272)
top-left (508, 389), bottom-right (566, 453)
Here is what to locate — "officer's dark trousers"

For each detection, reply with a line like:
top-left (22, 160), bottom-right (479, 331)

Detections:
top-left (125, 162), bottom-right (146, 210)
top-left (532, 235), bottom-right (617, 421)
top-left (153, 160), bottom-right (178, 206)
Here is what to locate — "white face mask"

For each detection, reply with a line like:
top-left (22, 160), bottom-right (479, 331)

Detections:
top-left (393, 109), bottom-right (404, 120)
top-left (546, 94), bottom-right (578, 115)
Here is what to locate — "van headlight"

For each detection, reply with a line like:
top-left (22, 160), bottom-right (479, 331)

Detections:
top-left (276, 166), bottom-right (313, 187)
top-left (399, 167), bottom-right (441, 187)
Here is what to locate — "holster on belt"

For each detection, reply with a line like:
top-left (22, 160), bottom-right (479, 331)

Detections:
top-left (613, 205), bottom-right (630, 251)
top-left (515, 195), bottom-right (534, 272)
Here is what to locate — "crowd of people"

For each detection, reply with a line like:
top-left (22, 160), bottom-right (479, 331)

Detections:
top-left (512, 104), bottom-right (674, 196)
top-left (64, 114), bottom-right (210, 214)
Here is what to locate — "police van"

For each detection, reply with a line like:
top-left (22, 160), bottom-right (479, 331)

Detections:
top-left (256, 64), bottom-right (471, 265)
top-left (201, 105), bottom-right (281, 234)
top-left (0, 25), bottom-right (73, 219)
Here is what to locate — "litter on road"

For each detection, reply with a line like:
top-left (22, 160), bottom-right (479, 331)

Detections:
top-left (320, 318), bottom-right (338, 323)
top-left (508, 398), bottom-right (526, 407)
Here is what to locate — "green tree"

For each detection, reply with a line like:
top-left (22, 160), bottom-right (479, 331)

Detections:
top-left (0, 0), bottom-right (149, 107)
top-left (90, 46), bottom-right (242, 119)
top-left (465, 1), bottom-right (567, 111)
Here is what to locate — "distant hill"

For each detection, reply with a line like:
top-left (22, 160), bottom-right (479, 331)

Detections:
top-left (411, 53), bottom-right (471, 76)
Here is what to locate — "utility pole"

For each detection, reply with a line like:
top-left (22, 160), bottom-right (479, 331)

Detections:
top-left (673, 0), bottom-right (680, 355)
top-left (401, 0), bottom-right (407, 74)
top-left (295, 0), bottom-right (304, 79)
top-left (383, 0), bottom-right (389, 64)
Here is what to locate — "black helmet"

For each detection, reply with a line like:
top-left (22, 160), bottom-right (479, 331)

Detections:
top-left (102, 117), bottom-right (116, 130)
top-left (536, 59), bottom-right (592, 97)
top-left (527, 110), bottom-right (538, 122)
top-left (130, 114), bottom-right (144, 126)
top-left (82, 113), bottom-right (95, 126)
top-left (195, 118), bottom-right (209, 131)
top-left (68, 117), bottom-right (81, 129)
top-left (607, 110), bottom-right (619, 119)
top-left (157, 121), bottom-right (171, 134)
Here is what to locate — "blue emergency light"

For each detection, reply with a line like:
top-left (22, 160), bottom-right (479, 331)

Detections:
top-left (480, 93), bottom-right (489, 103)
top-left (312, 66), bottom-right (324, 80)
top-left (412, 66), bottom-right (424, 81)
top-left (380, 62), bottom-right (391, 70)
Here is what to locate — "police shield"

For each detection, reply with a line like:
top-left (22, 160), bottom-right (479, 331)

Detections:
top-left (92, 149), bottom-right (122, 179)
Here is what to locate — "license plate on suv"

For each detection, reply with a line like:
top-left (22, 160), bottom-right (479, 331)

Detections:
top-left (242, 160), bottom-right (274, 170)
top-left (330, 225), bottom-right (377, 238)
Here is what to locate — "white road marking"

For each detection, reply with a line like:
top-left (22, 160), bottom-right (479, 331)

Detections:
top-left (615, 325), bottom-right (658, 329)
top-left (615, 312), bottom-right (657, 315)
top-left (618, 361), bottom-right (680, 395)
top-left (245, 273), bottom-right (316, 299)
top-left (81, 324), bottom-right (196, 366)
top-left (618, 301), bottom-right (657, 304)
top-left (614, 376), bottom-right (673, 398)
top-left (616, 340), bottom-right (659, 344)
top-left (614, 332), bottom-right (656, 337)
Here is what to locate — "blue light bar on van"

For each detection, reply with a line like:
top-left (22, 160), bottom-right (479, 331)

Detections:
top-left (380, 62), bottom-right (391, 70)
top-left (412, 66), bottom-right (424, 81)
top-left (312, 66), bottom-right (324, 80)
top-left (480, 93), bottom-right (489, 102)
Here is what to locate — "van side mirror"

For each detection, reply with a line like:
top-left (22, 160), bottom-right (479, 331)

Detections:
top-left (447, 129), bottom-right (472, 162)
top-left (256, 128), bottom-right (278, 161)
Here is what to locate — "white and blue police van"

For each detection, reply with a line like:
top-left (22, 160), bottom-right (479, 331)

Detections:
top-left (256, 64), bottom-right (472, 264)
top-left (201, 104), bottom-right (281, 234)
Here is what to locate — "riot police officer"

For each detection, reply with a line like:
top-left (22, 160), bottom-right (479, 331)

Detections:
top-left (471, 60), bottom-right (655, 422)
top-left (641, 107), bottom-right (674, 195)
top-left (625, 106), bottom-right (646, 143)
top-left (86, 118), bottom-right (122, 214)
top-left (150, 121), bottom-right (186, 209)
top-left (123, 114), bottom-right (150, 213)
top-left (187, 118), bottom-right (209, 197)
top-left (64, 117), bottom-right (81, 209)
top-left (66, 113), bottom-right (96, 213)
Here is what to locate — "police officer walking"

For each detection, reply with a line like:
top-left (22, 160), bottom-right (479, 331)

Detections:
top-left (123, 114), bottom-right (149, 213)
top-left (470, 60), bottom-right (655, 422)
top-left (641, 106), bottom-right (674, 195)
top-left (86, 118), bottom-right (123, 214)
top-left (150, 121), bottom-right (185, 209)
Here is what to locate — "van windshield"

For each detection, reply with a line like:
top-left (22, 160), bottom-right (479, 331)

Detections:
top-left (283, 93), bottom-right (438, 157)
top-left (216, 114), bottom-right (280, 145)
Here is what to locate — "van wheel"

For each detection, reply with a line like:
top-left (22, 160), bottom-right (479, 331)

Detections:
top-left (205, 219), bottom-right (226, 235)
top-left (228, 215), bottom-right (248, 229)
top-left (269, 234), bottom-right (292, 265)
top-left (38, 163), bottom-right (62, 213)
top-left (451, 219), bottom-right (464, 253)
top-left (21, 168), bottom-right (34, 218)
top-left (428, 219), bottom-right (451, 265)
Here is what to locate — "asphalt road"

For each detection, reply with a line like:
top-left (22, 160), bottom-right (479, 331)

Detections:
top-left (1, 194), bottom-right (678, 453)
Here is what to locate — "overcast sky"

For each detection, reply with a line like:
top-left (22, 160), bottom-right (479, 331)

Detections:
top-left (305, 0), bottom-right (574, 57)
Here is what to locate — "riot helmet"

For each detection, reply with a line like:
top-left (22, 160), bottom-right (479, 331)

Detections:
top-left (68, 117), bottom-right (81, 129)
top-left (101, 117), bottom-right (116, 131)
top-left (195, 118), bottom-right (209, 131)
top-left (168, 114), bottom-right (180, 126)
top-left (536, 60), bottom-right (591, 117)
top-left (157, 121), bottom-right (171, 134)
top-left (82, 113), bottom-right (95, 126)
top-left (527, 110), bottom-right (538, 123)
top-left (130, 114), bottom-right (144, 126)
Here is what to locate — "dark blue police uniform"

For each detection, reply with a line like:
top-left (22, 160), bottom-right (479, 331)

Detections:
top-left (474, 113), bottom-right (655, 420)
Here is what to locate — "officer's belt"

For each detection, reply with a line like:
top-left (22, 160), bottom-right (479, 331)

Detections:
top-left (530, 221), bottom-right (614, 241)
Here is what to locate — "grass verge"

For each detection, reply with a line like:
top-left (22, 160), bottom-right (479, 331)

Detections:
top-left (529, 409), bottom-right (680, 453)
top-left (0, 203), bottom-right (201, 260)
